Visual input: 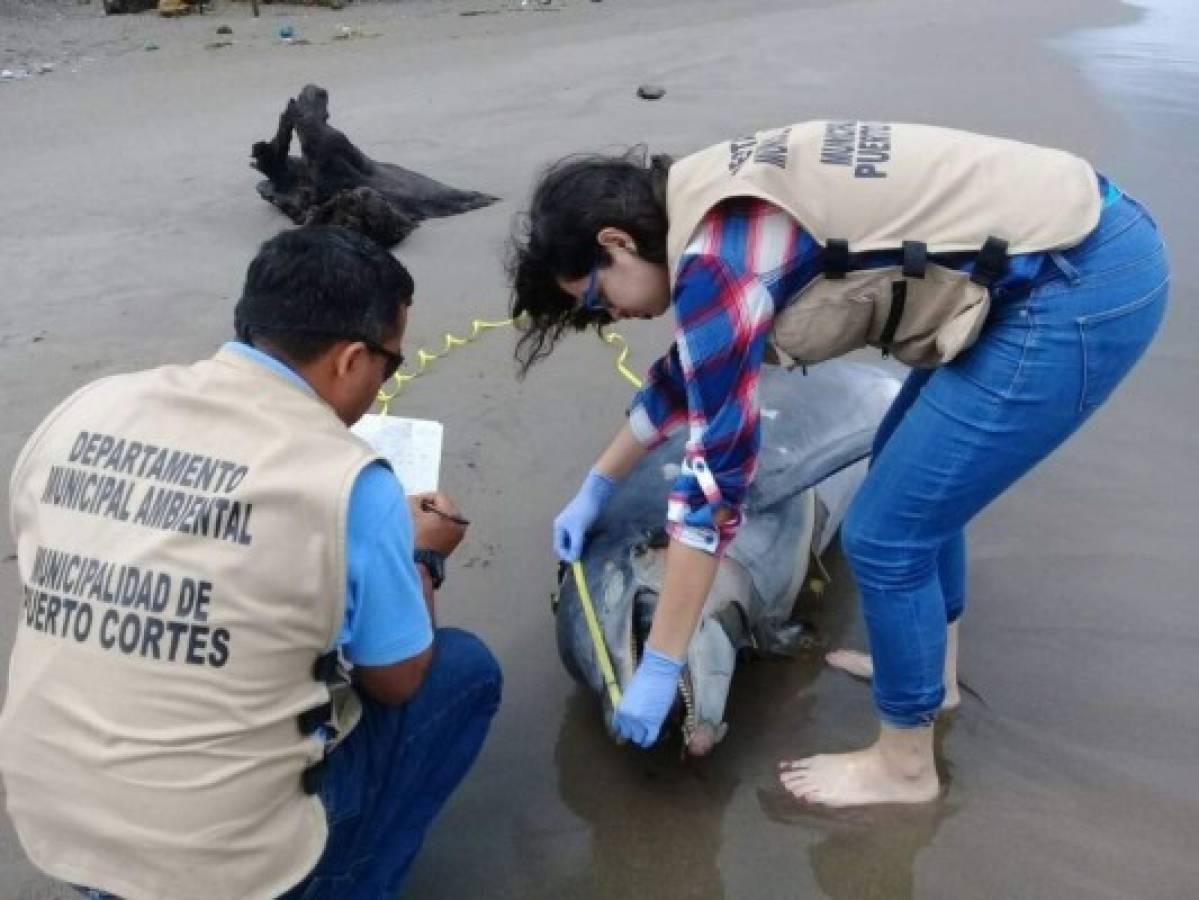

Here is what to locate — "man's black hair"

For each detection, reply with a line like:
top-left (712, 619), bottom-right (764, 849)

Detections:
top-left (234, 225), bottom-right (414, 364)
top-left (507, 148), bottom-right (672, 376)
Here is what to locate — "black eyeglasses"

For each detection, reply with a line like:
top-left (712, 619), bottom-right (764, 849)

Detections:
top-left (363, 341), bottom-right (404, 381)
top-left (238, 323), bottom-right (405, 379)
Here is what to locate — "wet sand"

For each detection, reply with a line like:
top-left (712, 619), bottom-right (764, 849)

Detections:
top-left (2, 0), bottom-right (1197, 897)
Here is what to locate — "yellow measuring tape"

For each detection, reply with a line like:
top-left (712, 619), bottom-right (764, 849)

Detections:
top-left (375, 316), bottom-right (516, 415)
top-left (601, 330), bottom-right (644, 391)
top-left (571, 560), bottom-right (622, 708)
top-left (374, 317), bottom-right (645, 409)
top-left (578, 333), bottom-right (643, 707)
top-left (378, 315), bottom-right (644, 708)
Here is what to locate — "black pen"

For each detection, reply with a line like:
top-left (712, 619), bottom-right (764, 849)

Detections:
top-left (420, 498), bottom-right (471, 526)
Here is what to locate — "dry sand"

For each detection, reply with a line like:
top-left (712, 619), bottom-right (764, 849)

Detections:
top-left (2, 0), bottom-right (1197, 897)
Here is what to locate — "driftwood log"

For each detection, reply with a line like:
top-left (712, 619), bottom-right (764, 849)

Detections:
top-left (102, 0), bottom-right (206, 12)
top-left (251, 85), bottom-right (498, 247)
top-left (102, 0), bottom-right (159, 11)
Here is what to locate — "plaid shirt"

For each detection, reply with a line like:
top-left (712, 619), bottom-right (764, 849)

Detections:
top-left (628, 199), bottom-right (821, 554)
top-left (626, 195), bottom-right (1053, 555)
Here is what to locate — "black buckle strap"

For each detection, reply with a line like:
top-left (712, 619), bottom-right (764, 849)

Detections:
top-left (971, 236), bottom-right (1009, 287)
top-left (313, 651), bottom-right (339, 684)
top-left (297, 702), bottom-right (333, 736)
top-left (301, 758), bottom-right (327, 796)
top-left (902, 241), bottom-right (928, 278)
top-left (823, 238), bottom-right (850, 279)
top-left (880, 281), bottom-right (908, 352)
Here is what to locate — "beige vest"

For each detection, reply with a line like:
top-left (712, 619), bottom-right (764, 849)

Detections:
top-left (0, 348), bottom-right (379, 900)
top-left (666, 121), bottom-right (1101, 367)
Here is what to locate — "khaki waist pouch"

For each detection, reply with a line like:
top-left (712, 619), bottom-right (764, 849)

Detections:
top-left (767, 264), bottom-right (992, 370)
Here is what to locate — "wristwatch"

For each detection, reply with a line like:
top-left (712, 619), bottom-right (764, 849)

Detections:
top-left (413, 549), bottom-right (447, 590)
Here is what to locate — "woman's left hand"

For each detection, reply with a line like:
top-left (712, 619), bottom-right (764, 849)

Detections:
top-left (552, 469), bottom-right (616, 562)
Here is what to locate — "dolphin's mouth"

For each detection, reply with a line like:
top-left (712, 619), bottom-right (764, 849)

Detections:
top-left (628, 590), bottom-right (698, 753)
top-left (627, 532), bottom-right (712, 754)
top-left (628, 532), bottom-right (728, 757)
top-left (678, 668), bottom-right (701, 752)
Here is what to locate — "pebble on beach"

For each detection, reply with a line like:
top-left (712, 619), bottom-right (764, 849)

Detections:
top-left (636, 84), bottom-right (666, 100)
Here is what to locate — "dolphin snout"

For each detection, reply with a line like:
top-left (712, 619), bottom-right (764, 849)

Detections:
top-left (685, 721), bottom-right (729, 756)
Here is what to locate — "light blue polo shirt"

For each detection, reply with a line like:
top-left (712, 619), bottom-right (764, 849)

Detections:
top-left (225, 342), bottom-right (433, 666)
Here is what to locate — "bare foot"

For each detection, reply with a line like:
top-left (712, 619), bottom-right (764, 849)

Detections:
top-left (825, 648), bottom-right (961, 712)
top-left (824, 648), bottom-right (873, 680)
top-left (778, 726), bottom-right (939, 807)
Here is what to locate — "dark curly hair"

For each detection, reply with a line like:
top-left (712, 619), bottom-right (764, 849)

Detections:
top-left (507, 147), bottom-right (672, 376)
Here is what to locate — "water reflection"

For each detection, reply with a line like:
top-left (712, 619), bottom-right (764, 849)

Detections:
top-left (756, 724), bottom-right (957, 900)
top-left (807, 798), bottom-right (959, 900)
top-left (553, 692), bottom-right (733, 900)
top-left (1057, 0), bottom-right (1199, 122)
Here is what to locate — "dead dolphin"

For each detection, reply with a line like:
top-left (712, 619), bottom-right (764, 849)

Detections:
top-left (553, 359), bottom-right (901, 755)
top-left (250, 84), bottom-right (498, 247)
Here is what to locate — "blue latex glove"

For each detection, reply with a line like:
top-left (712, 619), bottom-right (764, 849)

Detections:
top-left (612, 647), bottom-right (685, 747)
top-left (553, 469), bottom-right (616, 562)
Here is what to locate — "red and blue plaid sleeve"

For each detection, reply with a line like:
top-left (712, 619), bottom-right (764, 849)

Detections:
top-left (627, 199), bottom-right (811, 554)
top-left (663, 252), bottom-right (775, 554)
top-left (628, 343), bottom-right (688, 448)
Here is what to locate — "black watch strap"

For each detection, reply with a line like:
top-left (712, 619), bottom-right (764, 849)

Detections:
top-left (414, 549), bottom-right (446, 590)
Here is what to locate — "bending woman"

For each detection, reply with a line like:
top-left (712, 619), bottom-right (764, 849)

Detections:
top-left (507, 122), bottom-right (1167, 807)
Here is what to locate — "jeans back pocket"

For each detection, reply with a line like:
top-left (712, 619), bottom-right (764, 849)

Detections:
top-left (1077, 278), bottom-right (1168, 412)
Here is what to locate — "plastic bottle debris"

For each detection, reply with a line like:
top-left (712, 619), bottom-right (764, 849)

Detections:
top-left (278, 24), bottom-right (295, 39)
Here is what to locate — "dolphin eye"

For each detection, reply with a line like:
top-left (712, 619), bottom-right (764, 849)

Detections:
top-left (646, 527), bottom-right (670, 550)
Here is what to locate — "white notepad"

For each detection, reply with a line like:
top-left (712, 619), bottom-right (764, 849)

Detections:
top-left (351, 414), bottom-right (444, 494)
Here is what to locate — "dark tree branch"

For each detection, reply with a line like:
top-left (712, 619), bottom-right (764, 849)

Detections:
top-left (250, 85), bottom-right (498, 248)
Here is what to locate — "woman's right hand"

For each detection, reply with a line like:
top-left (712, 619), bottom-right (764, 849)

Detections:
top-left (553, 470), bottom-right (616, 562)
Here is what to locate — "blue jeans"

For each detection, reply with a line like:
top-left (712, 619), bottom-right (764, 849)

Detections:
top-left (76, 629), bottom-right (501, 900)
top-left (283, 628), bottom-right (502, 899)
top-left (77, 629), bottom-right (500, 900)
top-left (841, 193), bottom-right (1169, 727)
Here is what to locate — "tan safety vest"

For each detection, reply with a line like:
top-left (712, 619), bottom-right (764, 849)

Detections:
top-left (0, 348), bottom-right (380, 900)
top-left (666, 121), bottom-right (1101, 368)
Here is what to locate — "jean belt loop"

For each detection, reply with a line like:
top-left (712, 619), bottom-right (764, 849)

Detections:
top-left (1048, 250), bottom-right (1082, 286)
